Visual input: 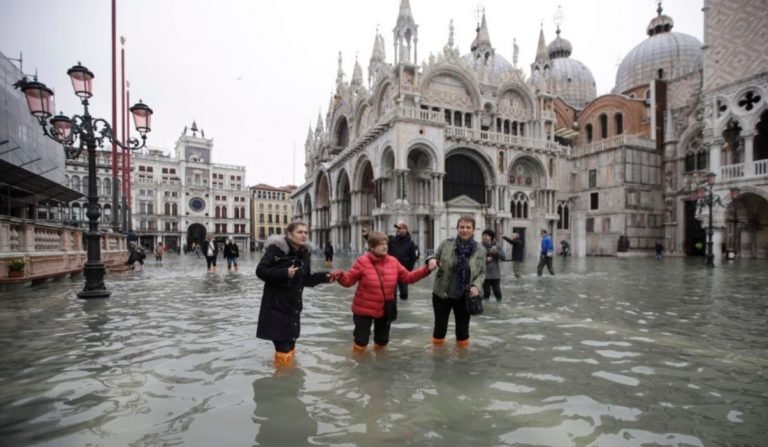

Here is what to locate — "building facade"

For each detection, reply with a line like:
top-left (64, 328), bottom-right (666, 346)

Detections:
top-left (249, 183), bottom-right (296, 250)
top-left (63, 149), bottom-right (119, 230)
top-left (293, 0), bottom-right (768, 260)
top-left (2, 51), bottom-right (83, 222)
top-left (129, 123), bottom-right (251, 252)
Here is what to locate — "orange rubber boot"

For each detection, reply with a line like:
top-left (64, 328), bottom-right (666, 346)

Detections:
top-left (456, 338), bottom-right (470, 348)
top-left (352, 343), bottom-right (367, 353)
top-left (373, 343), bottom-right (387, 352)
top-left (274, 351), bottom-right (293, 367)
top-left (432, 337), bottom-right (446, 346)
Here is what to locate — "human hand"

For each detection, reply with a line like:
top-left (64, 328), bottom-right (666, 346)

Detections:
top-left (329, 270), bottom-right (344, 282)
top-left (287, 265), bottom-right (299, 278)
top-left (468, 286), bottom-right (480, 297)
top-left (427, 258), bottom-right (439, 271)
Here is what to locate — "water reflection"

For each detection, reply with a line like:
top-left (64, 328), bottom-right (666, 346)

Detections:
top-left (0, 254), bottom-right (766, 446)
top-left (253, 369), bottom-right (314, 445)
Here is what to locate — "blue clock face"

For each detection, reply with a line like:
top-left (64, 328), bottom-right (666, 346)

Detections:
top-left (189, 197), bottom-right (206, 212)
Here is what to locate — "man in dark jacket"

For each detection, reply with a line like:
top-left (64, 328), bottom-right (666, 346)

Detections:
top-left (389, 222), bottom-right (418, 300)
top-left (223, 238), bottom-right (240, 271)
top-left (502, 233), bottom-right (525, 279)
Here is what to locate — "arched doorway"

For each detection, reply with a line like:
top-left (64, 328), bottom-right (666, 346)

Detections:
top-left (444, 153), bottom-right (486, 204)
top-left (444, 151), bottom-right (488, 235)
top-left (187, 223), bottom-right (207, 253)
top-left (727, 190), bottom-right (768, 258)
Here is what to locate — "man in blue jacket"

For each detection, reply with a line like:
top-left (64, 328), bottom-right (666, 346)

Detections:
top-left (537, 229), bottom-right (555, 276)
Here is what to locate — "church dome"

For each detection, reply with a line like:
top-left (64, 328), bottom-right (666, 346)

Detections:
top-left (548, 35), bottom-right (573, 59)
top-left (549, 58), bottom-right (597, 108)
top-left (546, 29), bottom-right (596, 108)
top-left (462, 52), bottom-right (514, 79)
top-left (614, 7), bottom-right (702, 94)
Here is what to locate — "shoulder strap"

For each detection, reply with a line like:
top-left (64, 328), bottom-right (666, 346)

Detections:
top-left (366, 256), bottom-right (387, 300)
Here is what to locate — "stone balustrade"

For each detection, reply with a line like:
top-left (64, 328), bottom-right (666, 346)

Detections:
top-left (446, 126), bottom-right (569, 153)
top-left (573, 133), bottom-right (656, 156)
top-left (720, 163), bottom-right (744, 181)
top-left (1, 217), bottom-right (128, 281)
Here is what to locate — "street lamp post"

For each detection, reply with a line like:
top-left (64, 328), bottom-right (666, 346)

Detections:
top-left (697, 172), bottom-right (723, 268)
top-left (15, 63), bottom-right (153, 299)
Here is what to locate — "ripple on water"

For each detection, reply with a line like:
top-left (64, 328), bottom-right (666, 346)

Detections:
top-left (0, 255), bottom-right (766, 445)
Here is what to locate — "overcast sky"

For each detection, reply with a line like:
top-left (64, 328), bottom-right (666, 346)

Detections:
top-left (1, 0), bottom-right (703, 188)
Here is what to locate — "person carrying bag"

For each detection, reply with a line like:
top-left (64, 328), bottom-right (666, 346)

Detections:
top-left (332, 231), bottom-right (435, 353)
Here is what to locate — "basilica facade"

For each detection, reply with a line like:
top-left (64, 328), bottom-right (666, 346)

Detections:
top-left (293, 0), bottom-right (768, 260)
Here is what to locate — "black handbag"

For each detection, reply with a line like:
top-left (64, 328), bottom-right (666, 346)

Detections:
top-left (385, 299), bottom-right (398, 323)
top-left (466, 290), bottom-right (483, 316)
top-left (369, 257), bottom-right (397, 323)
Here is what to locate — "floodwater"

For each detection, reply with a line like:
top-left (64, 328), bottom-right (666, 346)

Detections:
top-left (0, 253), bottom-right (766, 446)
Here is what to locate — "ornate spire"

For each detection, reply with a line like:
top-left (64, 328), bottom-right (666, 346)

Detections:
top-left (336, 51), bottom-right (346, 86)
top-left (393, 0), bottom-right (418, 65)
top-left (369, 26), bottom-right (383, 64)
top-left (535, 25), bottom-right (549, 63)
top-left (377, 33), bottom-right (386, 61)
top-left (396, 0), bottom-right (414, 28)
top-left (448, 19), bottom-right (455, 48)
top-left (351, 54), bottom-right (363, 88)
top-left (368, 27), bottom-right (384, 87)
top-left (471, 10), bottom-right (492, 53)
top-left (368, 28), bottom-right (388, 88)
top-left (315, 110), bottom-right (323, 135)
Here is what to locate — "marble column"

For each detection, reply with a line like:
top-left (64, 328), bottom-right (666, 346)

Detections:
top-left (743, 133), bottom-right (755, 177)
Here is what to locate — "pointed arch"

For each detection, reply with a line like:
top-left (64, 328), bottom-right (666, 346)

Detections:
top-left (496, 81), bottom-right (536, 116)
top-left (314, 171), bottom-right (332, 208)
top-left (332, 115), bottom-right (350, 148)
top-left (419, 65), bottom-right (482, 111)
top-left (507, 154), bottom-right (548, 189)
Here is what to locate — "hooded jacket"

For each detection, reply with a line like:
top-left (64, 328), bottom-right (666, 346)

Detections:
top-left (336, 252), bottom-right (431, 318)
top-left (256, 235), bottom-right (329, 342)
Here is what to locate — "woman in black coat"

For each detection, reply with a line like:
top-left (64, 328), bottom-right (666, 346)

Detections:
top-left (256, 222), bottom-right (331, 367)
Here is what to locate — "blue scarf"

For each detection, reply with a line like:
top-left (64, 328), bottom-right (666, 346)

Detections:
top-left (454, 237), bottom-right (477, 296)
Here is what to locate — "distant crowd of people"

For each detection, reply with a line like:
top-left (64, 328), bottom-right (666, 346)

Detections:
top-left (124, 229), bottom-right (240, 273)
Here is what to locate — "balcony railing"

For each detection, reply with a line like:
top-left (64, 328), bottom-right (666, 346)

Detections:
top-left (720, 159), bottom-right (768, 181)
top-left (1, 217), bottom-right (128, 281)
top-left (573, 133), bottom-right (656, 156)
top-left (395, 106), bottom-right (444, 123)
top-left (445, 126), bottom-right (569, 153)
